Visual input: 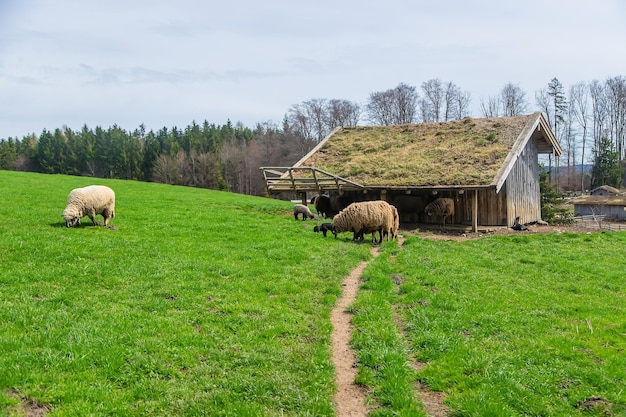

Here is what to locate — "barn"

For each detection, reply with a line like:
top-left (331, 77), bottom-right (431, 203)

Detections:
top-left (261, 112), bottom-right (562, 232)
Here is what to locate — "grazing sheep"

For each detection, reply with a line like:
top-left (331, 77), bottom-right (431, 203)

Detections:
top-left (313, 222), bottom-right (333, 237)
top-left (313, 195), bottom-right (333, 218)
top-left (331, 200), bottom-right (397, 243)
top-left (330, 194), bottom-right (352, 216)
top-left (425, 198), bottom-right (454, 227)
top-left (62, 185), bottom-right (115, 228)
top-left (293, 204), bottom-right (315, 220)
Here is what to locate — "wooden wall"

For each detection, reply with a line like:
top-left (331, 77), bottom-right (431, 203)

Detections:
top-left (503, 135), bottom-right (542, 226)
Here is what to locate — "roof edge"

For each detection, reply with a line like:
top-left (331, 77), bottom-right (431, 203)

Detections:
top-left (493, 112), bottom-right (561, 192)
top-left (292, 126), bottom-right (342, 168)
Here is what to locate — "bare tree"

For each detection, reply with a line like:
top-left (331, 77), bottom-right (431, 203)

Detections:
top-left (453, 88), bottom-right (472, 120)
top-left (535, 88), bottom-right (552, 125)
top-left (327, 99), bottom-right (361, 128)
top-left (287, 103), bottom-right (314, 141)
top-left (605, 75), bottom-right (626, 158)
top-left (366, 89), bottom-right (395, 126)
top-left (366, 83), bottom-right (418, 125)
top-left (479, 96), bottom-right (500, 118)
top-left (500, 83), bottom-right (528, 116)
top-left (393, 83), bottom-right (418, 124)
top-left (562, 97), bottom-right (577, 191)
top-left (153, 153), bottom-right (182, 185)
top-left (288, 98), bottom-right (360, 141)
top-left (305, 98), bottom-right (329, 142)
top-left (421, 79), bottom-right (443, 121)
top-left (589, 79), bottom-right (608, 155)
top-left (570, 82), bottom-right (590, 191)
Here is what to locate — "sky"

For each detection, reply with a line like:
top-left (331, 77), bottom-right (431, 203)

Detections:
top-left (1, 0), bottom-right (625, 139)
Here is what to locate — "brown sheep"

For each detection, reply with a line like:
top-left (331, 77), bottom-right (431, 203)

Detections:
top-left (425, 198), bottom-right (454, 227)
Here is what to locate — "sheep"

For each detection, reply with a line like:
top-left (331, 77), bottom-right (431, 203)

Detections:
top-left (313, 195), bottom-right (333, 218)
top-left (331, 200), bottom-right (397, 243)
top-left (330, 194), bottom-right (352, 216)
top-left (425, 198), bottom-right (454, 227)
top-left (293, 204), bottom-right (315, 220)
top-left (313, 222), bottom-right (333, 237)
top-left (62, 185), bottom-right (115, 228)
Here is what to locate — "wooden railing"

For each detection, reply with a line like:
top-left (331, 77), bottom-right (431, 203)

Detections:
top-left (260, 167), bottom-right (364, 193)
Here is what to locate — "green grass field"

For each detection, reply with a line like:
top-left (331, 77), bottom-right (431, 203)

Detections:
top-left (1, 171), bottom-right (625, 416)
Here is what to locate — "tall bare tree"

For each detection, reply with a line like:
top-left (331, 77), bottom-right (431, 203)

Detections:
top-left (500, 83), bottom-right (528, 116)
top-left (589, 79), bottom-right (608, 155)
top-left (605, 75), bottom-right (626, 159)
top-left (570, 82), bottom-right (590, 191)
top-left (421, 79), bottom-right (443, 122)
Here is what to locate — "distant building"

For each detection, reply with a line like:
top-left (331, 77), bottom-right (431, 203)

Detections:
top-left (590, 185), bottom-right (622, 197)
top-left (570, 192), bottom-right (626, 220)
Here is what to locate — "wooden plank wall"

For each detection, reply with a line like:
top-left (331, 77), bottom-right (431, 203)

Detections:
top-left (504, 137), bottom-right (541, 226)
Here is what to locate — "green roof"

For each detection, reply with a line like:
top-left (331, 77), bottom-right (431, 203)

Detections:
top-left (294, 113), bottom-right (557, 188)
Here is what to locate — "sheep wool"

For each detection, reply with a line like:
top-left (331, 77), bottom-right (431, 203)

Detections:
top-left (331, 200), bottom-right (397, 243)
top-left (63, 185), bottom-right (116, 228)
top-left (293, 204), bottom-right (315, 220)
top-left (425, 198), bottom-right (454, 227)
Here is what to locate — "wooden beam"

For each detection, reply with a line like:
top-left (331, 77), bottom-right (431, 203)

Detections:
top-left (473, 189), bottom-right (478, 233)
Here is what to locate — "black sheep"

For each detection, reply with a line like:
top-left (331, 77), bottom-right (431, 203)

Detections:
top-left (313, 222), bottom-right (334, 237)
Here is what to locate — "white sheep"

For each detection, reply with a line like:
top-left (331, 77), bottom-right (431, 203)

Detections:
top-left (293, 204), bottom-right (315, 220)
top-left (331, 200), bottom-right (397, 243)
top-left (62, 185), bottom-right (116, 228)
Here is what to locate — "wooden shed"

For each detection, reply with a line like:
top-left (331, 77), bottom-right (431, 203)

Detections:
top-left (569, 195), bottom-right (626, 220)
top-left (261, 112), bottom-right (561, 231)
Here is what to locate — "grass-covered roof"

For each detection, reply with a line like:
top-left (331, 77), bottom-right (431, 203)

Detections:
top-left (295, 113), bottom-right (548, 187)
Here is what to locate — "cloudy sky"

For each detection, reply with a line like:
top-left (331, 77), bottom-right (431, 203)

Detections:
top-left (1, 0), bottom-right (625, 139)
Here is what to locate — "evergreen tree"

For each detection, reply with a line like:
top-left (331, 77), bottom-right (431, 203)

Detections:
top-left (539, 165), bottom-right (573, 225)
top-left (590, 136), bottom-right (623, 189)
top-left (547, 77), bottom-right (567, 136)
top-left (36, 130), bottom-right (57, 173)
top-left (0, 137), bottom-right (17, 169)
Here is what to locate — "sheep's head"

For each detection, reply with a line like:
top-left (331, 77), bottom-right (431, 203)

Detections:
top-left (313, 226), bottom-right (320, 233)
top-left (63, 207), bottom-right (82, 227)
top-left (64, 216), bottom-right (81, 227)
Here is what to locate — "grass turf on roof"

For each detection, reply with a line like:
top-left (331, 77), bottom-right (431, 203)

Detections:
top-left (299, 115), bottom-right (533, 187)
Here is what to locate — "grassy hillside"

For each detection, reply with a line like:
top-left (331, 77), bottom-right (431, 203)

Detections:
top-left (1, 171), bottom-right (625, 416)
top-left (0, 171), bottom-right (371, 416)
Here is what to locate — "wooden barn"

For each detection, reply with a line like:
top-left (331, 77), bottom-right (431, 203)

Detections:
top-left (261, 112), bottom-right (562, 231)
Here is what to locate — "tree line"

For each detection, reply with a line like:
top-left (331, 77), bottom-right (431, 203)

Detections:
top-left (1, 76), bottom-right (625, 194)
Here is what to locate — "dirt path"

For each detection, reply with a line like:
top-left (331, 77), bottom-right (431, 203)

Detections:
top-left (331, 237), bottom-right (449, 417)
top-left (331, 246), bottom-right (379, 417)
